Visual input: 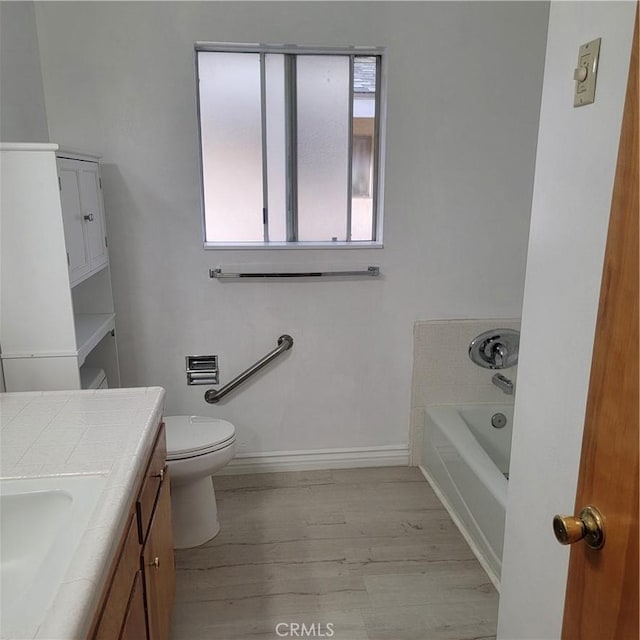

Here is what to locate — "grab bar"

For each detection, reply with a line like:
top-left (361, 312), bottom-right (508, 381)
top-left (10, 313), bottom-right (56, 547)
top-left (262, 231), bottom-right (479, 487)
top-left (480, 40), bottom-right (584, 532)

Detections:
top-left (204, 334), bottom-right (294, 404)
top-left (210, 266), bottom-right (380, 279)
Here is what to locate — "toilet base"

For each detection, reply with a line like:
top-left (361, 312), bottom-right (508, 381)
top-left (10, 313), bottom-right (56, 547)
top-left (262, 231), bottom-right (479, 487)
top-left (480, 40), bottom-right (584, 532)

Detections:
top-left (170, 476), bottom-right (220, 549)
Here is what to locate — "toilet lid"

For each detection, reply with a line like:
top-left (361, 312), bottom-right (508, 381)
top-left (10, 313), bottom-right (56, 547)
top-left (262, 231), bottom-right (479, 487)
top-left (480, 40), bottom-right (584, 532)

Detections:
top-left (164, 415), bottom-right (236, 458)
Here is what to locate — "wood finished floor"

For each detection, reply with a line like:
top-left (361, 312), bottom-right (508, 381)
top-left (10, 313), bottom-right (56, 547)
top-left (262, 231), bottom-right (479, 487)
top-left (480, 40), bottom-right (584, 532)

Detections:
top-left (170, 467), bottom-right (498, 640)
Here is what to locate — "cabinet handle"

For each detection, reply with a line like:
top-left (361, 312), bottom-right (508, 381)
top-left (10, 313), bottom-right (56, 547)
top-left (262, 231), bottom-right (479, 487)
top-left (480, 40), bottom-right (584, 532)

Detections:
top-left (83, 213), bottom-right (95, 222)
top-left (149, 557), bottom-right (160, 568)
top-left (153, 468), bottom-right (165, 481)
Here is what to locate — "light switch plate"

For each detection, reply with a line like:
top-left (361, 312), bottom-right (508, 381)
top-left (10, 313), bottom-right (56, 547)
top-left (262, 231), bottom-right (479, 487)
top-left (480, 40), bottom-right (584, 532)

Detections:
top-left (574, 37), bottom-right (601, 107)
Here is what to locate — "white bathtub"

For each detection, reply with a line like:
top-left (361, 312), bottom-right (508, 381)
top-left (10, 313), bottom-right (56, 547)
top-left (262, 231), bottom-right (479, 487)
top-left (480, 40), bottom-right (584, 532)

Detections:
top-left (420, 403), bottom-right (513, 588)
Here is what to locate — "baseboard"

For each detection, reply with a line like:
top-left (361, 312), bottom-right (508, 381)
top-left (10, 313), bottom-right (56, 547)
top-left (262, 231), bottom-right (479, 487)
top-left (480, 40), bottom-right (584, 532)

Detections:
top-left (418, 464), bottom-right (501, 592)
top-left (215, 444), bottom-right (410, 475)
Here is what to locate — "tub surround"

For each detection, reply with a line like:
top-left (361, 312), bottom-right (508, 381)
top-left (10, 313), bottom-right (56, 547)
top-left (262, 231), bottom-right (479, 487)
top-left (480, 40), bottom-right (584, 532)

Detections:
top-left (412, 319), bottom-right (520, 407)
top-left (0, 387), bottom-right (165, 639)
top-left (410, 319), bottom-right (519, 465)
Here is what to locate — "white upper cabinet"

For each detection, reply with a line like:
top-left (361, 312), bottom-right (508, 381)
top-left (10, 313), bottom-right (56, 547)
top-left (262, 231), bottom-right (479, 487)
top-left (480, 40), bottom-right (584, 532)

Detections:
top-left (0, 144), bottom-right (120, 392)
top-left (59, 159), bottom-right (91, 282)
top-left (57, 154), bottom-right (109, 286)
top-left (78, 160), bottom-right (109, 272)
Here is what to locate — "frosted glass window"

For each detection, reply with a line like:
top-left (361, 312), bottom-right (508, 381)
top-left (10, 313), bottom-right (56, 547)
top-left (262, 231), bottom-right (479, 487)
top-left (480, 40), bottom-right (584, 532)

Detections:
top-left (296, 56), bottom-right (350, 242)
top-left (196, 46), bottom-right (384, 247)
top-left (351, 135), bottom-right (374, 241)
top-left (352, 135), bottom-right (372, 197)
top-left (350, 56), bottom-right (377, 242)
top-left (198, 52), bottom-right (264, 242)
top-left (265, 54), bottom-right (287, 242)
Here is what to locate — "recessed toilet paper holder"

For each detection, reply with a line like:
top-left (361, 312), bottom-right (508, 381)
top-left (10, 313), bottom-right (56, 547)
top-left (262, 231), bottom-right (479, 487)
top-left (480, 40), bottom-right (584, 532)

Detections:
top-left (186, 355), bottom-right (219, 385)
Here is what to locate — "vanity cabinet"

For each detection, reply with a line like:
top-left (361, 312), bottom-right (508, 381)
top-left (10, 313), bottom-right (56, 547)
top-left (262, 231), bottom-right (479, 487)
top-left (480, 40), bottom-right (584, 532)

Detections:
top-left (89, 423), bottom-right (175, 640)
top-left (0, 143), bottom-right (120, 391)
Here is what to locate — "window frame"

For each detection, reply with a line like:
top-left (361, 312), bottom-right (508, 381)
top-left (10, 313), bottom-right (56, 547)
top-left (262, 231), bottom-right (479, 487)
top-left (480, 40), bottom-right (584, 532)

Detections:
top-left (195, 42), bottom-right (387, 250)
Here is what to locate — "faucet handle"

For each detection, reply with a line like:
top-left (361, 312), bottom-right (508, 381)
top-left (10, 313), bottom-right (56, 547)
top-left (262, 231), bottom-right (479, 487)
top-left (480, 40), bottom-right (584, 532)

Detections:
top-left (469, 329), bottom-right (520, 369)
top-left (492, 343), bottom-right (508, 368)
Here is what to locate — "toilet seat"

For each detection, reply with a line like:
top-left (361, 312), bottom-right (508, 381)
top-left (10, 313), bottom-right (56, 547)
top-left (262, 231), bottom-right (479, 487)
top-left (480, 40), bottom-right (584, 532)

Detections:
top-left (165, 415), bottom-right (236, 461)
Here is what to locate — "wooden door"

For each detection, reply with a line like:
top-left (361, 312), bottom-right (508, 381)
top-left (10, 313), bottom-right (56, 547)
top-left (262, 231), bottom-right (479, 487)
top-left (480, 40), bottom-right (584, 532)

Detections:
top-left (560, 9), bottom-right (638, 639)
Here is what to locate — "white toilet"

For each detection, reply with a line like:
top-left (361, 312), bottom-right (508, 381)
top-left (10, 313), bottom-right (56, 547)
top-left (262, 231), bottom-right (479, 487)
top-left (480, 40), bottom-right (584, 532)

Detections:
top-left (164, 415), bottom-right (236, 549)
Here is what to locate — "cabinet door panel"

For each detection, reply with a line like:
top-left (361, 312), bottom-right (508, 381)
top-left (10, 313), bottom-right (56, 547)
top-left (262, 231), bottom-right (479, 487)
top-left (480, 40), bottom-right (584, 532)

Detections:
top-left (94, 513), bottom-right (141, 640)
top-left (120, 571), bottom-right (148, 640)
top-left (142, 474), bottom-right (175, 640)
top-left (137, 426), bottom-right (167, 543)
top-left (58, 160), bottom-right (90, 284)
top-left (78, 163), bottom-right (109, 271)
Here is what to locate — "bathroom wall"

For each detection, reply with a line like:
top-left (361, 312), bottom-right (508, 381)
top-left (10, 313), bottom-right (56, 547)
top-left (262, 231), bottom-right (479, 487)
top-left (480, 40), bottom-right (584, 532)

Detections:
top-left (410, 319), bottom-right (520, 464)
top-left (498, 2), bottom-right (635, 638)
top-left (31, 2), bottom-right (548, 460)
top-left (0, 0), bottom-right (49, 392)
top-left (0, 1), bottom-right (49, 142)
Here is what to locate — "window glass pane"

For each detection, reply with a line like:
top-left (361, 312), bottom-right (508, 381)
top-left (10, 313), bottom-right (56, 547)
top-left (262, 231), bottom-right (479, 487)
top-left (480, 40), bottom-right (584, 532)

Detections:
top-left (265, 54), bottom-right (287, 242)
top-left (296, 55), bottom-right (350, 242)
top-left (198, 52), bottom-right (263, 242)
top-left (352, 136), bottom-right (372, 197)
top-left (351, 56), bottom-right (377, 241)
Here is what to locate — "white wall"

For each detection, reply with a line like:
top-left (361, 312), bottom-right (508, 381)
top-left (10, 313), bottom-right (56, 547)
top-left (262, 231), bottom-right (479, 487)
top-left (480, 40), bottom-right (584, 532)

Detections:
top-left (0, 1), bottom-right (49, 142)
top-left (33, 1), bottom-right (548, 457)
top-left (498, 2), bottom-right (635, 638)
top-left (0, 1), bottom-right (49, 392)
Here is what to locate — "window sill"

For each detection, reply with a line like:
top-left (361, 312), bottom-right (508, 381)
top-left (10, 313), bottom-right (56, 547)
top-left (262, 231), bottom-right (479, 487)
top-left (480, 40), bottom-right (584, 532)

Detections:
top-left (203, 241), bottom-right (384, 250)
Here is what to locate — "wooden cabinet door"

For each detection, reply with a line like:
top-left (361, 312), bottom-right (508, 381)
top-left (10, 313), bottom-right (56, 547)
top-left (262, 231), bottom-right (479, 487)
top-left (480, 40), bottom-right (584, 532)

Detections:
top-left (142, 474), bottom-right (176, 640)
top-left (78, 162), bottom-right (109, 272)
top-left (57, 158), bottom-right (90, 284)
top-left (93, 513), bottom-right (142, 640)
top-left (120, 572), bottom-right (148, 640)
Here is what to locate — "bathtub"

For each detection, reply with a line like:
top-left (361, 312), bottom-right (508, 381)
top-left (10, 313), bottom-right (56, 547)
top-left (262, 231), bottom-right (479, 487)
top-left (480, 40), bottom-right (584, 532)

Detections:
top-left (420, 403), bottom-right (513, 588)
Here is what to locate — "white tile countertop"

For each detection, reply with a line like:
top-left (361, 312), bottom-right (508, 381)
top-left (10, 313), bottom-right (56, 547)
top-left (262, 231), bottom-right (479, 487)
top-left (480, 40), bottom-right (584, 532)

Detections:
top-left (0, 387), bottom-right (166, 640)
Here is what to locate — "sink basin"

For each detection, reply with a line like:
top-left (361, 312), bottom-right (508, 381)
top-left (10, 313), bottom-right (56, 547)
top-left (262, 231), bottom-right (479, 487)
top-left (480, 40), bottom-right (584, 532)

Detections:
top-left (1, 474), bottom-right (106, 638)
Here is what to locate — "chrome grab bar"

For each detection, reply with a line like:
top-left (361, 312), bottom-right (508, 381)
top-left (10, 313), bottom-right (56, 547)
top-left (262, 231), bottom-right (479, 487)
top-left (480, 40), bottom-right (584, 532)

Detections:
top-left (210, 266), bottom-right (379, 279)
top-left (204, 335), bottom-right (294, 404)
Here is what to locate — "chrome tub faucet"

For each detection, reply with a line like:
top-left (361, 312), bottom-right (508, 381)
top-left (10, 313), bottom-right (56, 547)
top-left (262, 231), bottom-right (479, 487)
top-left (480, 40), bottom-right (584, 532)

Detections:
top-left (492, 373), bottom-right (514, 395)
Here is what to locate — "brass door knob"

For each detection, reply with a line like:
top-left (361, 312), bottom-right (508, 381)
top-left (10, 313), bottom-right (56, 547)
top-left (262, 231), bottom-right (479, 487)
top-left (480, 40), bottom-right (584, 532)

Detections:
top-left (149, 556), bottom-right (160, 568)
top-left (553, 505), bottom-right (605, 550)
